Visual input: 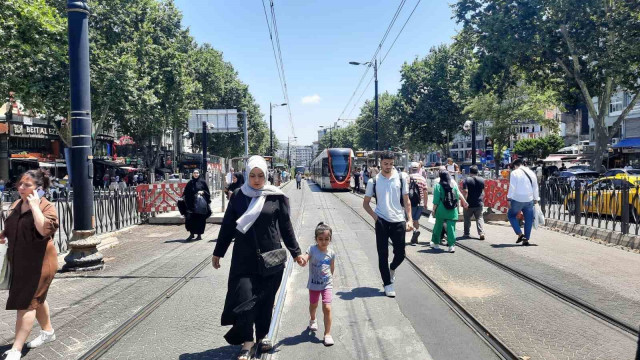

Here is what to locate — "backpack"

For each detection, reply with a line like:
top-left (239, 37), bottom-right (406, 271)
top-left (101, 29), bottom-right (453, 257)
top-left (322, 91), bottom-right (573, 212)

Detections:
top-left (372, 172), bottom-right (404, 206)
top-left (408, 178), bottom-right (421, 207)
top-left (440, 183), bottom-right (458, 210)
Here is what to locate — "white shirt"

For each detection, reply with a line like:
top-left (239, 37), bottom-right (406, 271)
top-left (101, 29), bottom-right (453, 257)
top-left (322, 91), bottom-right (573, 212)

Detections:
top-left (507, 167), bottom-right (540, 202)
top-left (365, 169), bottom-right (409, 223)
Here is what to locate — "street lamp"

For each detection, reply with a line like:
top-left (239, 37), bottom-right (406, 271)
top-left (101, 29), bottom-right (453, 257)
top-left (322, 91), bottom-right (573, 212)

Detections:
top-left (350, 60), bottom-right (378, 151)
top-left (464, 120), bottom-right (478, 166)
top-left (319, 123), bottom-right (339, 148)
top-left (270, 102), bottom-right (287, 169)
top-left (286, 136), bottom-right (297, 168)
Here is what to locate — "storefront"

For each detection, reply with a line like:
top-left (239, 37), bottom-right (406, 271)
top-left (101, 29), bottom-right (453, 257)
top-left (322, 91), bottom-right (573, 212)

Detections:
top-left (612, 137), bottom-right (640, 168)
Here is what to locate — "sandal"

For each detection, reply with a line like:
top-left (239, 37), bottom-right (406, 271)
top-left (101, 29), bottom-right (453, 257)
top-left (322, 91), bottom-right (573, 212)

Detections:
top-left (259, 338), bottom-right (273, 352)
top-left (237, 349), bottom-right (251, 360)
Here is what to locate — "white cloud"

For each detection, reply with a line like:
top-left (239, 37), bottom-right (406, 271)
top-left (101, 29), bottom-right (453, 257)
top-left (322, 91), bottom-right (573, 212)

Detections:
top-left (301, 94), bottom-right (321, 104)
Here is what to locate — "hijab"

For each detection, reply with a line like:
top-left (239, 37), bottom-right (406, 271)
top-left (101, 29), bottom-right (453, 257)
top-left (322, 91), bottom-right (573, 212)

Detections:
top-left (227, 172), bottom-right (244, 193)
top-left (236, 156), bottom-right (286, 234)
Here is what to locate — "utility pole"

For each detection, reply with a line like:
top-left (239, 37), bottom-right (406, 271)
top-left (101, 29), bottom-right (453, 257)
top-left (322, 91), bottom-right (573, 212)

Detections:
top-left (64, 0), bottom-right (102, 271)
top-left (243, 110), bottom-right (248, 157)
top-left (202, 118), bottom-right (208, 174)
top-left (472, 120), bottom-right (477, 166)
top-left (269, 102), bottom-right (273, 166)
top-left (374, 58), bottom-right (379, 151)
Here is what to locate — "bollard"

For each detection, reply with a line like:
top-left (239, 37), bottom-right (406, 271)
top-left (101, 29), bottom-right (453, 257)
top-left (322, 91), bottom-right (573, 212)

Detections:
top-left (574, 182), bottom-right (581, 225)
top-left (621, 183), bottom-right (630, 234)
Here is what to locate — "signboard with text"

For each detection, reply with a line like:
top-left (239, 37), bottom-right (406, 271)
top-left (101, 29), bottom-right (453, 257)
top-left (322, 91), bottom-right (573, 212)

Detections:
top-left (188, 109), bottom-right (239, 133)
top-left (10, 123), bottom-right (59, 139)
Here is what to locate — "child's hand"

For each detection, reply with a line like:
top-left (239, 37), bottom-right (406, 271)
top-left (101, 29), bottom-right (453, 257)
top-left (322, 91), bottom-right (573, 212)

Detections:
top-left (295, 255), bottom-right (307, 267)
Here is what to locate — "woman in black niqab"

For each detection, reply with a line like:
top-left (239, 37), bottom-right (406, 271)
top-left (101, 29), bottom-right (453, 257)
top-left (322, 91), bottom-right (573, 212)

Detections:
top-left (183, 169), bottom-right (210, 241)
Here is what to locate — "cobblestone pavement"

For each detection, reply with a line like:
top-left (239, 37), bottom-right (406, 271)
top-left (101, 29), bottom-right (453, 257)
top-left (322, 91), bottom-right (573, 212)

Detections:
top-left (336, 191), bottom-right (639, 360)
top-left (94, 181), bottom-right (302, 359)
top-left (0, 223), bottom-right (221, 359)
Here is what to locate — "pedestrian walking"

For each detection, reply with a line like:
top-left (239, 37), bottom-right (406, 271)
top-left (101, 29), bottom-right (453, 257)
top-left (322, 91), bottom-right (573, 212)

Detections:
top-left (296, 172), bottom-right (302, 189)
top-left (462, 165), bottom-right (485, 240)
top-left (353, 168), bottom-right (361, 193)
top-left (408, 162), bottom-right (428, 245)
top-left (363, 151), bottom-right (413, 298)
top-left (431, 170), bottom-right (468, 253)
top-left (507, 159), bottom-right (540, 246)
top-left (302, 222), bottom-right (336, 346)
top-left (227, 172), bottom-right (244, 200)
top-left (0, 170), bottom-right (59, 360)
top-left (102, 173), bottom-right (109, 188)
top-left (213, 156), bottom-right (306, 359)
top-left (183, 169), bottom-right (211, 241)
top-left (446, 158), bottom-right (460, 179)
top-left (363, 167), bottom-right (369, 186)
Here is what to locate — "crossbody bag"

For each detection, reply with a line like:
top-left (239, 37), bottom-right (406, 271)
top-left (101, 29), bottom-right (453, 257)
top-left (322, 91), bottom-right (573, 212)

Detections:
top-left (242, 194), bottom-right (287, 277)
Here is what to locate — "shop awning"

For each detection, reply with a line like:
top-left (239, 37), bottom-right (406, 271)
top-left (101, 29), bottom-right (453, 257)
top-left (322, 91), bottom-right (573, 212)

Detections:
top-left (543, 155), bottom-right (564, 162)
top-left (612, 137), bottom-right (640, 148)
top-left (38, 162), bottom-right (66, 168)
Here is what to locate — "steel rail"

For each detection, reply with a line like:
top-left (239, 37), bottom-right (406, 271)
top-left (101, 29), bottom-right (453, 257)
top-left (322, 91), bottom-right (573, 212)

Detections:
top-left (330, 189), bottom-right (518, 360)
top-left (350, 189), bottom-right (637, 337)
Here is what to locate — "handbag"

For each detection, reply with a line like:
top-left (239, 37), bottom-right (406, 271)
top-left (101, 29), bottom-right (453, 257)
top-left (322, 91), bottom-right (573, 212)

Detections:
top-left (0, 243), bottom-right (11, 290)
top-left (246, 197), bottom-right (287, 277)
top-left (177, 198), bottom-right (187, 216)
top-left (533, 204), bottom-right (545, 229)
top-left (193, 194), bottom-right (209, 215)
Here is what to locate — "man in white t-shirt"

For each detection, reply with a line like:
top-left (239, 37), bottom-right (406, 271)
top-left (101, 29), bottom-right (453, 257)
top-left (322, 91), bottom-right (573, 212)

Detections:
top-left (507, 159), bottom-right (540, 246)
top-left (363, 151), bottom-right (413, 298)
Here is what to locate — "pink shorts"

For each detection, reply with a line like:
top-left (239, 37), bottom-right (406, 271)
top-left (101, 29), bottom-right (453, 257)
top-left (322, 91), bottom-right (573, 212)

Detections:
top-left (309, 288), bottom-right (333, 304)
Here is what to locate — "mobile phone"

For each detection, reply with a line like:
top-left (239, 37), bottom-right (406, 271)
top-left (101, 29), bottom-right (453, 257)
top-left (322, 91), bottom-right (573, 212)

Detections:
top-left (36, 188), bottom-right (46, 198)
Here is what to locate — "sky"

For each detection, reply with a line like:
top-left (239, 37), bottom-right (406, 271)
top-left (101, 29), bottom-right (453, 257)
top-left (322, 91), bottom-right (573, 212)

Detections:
top-left (174, 0), bottom-right (459, 147)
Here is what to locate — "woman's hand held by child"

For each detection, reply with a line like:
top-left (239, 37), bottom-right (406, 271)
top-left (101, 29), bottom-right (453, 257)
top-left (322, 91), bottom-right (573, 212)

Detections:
top-left (295, 255), bottom-right (306, 267)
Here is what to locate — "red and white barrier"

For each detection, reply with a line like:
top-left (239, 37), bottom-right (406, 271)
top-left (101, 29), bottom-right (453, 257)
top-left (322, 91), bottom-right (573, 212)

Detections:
top-left (136, 183), bottom-right (186, 213)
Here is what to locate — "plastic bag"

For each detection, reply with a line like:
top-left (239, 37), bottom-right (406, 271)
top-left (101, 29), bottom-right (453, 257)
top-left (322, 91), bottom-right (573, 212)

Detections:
top-left (193, 194), bottom-right (209, 215)
top-left (533, 204), bottom-right (545, 229)
top-left (428, 213), bottom-right (436, 224)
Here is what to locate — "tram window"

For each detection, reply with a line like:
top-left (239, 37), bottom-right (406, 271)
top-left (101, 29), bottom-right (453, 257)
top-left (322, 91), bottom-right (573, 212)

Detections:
top-left (331, 154), bottom-right (350, 176)
top-left (322, 158), bottom-right (329, 176)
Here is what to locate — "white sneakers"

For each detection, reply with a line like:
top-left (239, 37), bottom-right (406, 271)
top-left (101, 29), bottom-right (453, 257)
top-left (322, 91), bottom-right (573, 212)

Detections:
top-left (308, 319), bottom-right (318, 331)
top-left (384, 284), bottom-right (396, 297)
top-left (323, 335), bottom-right (335, 346)
top-left (448, 245), bottom-right (455, 253)
top-left (26, 329), bottom-right (56, 349)
top-left (432, 243), bottom-right (440, 250)
top-left (390, 269), bottom-right (396, 283)
top-left (3, 349), bottom-right (21, 360)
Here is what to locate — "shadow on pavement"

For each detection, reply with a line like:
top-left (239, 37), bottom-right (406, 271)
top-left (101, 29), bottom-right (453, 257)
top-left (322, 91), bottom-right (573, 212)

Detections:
top-left (0, 344), bottom-right (31, 358)
top-left (490, 243), bottom-right (539, 248)
top-left (335, 286), bottom-right (384, 300)
top-left (59, 275), bottom-right (206, 279)
top-left (417, 248), bottom-right (448, 254)
top-left (179, 345), bottom-right (239, 359)
top-left (273, 328), bottom-right (322, 352)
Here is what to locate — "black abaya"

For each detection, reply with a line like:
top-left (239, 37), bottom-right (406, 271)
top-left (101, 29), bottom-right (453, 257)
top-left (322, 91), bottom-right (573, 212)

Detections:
top-left (183, 177), bottom-right (210, 235)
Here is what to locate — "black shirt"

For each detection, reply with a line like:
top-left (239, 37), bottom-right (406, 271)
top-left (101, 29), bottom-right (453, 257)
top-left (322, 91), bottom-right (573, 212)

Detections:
top-left (214, 189), bottom-right (301, 276)
top-left (463, 176), bottom-right (485, 208)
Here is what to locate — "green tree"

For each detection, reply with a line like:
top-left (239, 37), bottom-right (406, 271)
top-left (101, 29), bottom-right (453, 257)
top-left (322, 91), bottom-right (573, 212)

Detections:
top-left (397, 44), bottom-right (471, 155)
top-left (353, 92), bottom-right (403, 151)
top-left (464, 83), bottom-right (558, 163)
top-left (319, 124), bottom-right (358, 150)
top-left (513, 138), bottom-right (540, 160)
top-left (454, 0), bottom-right (640, 169)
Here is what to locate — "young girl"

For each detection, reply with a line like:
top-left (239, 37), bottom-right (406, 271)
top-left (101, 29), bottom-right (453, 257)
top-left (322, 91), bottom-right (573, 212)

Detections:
top-left (303, 222), bottom-right (336, 346)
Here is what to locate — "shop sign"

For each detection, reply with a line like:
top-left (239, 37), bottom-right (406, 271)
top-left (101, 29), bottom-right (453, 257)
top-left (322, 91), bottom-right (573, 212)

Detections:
top-left (10, 124), bottom-right (59, 139)
top-left (96, 134), bottom-right (115, 142)
top-left (622, 148), bottom-right (640, 154)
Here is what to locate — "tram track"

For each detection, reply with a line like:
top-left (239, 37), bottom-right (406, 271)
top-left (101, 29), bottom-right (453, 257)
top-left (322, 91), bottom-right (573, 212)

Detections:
top-left (327, 188), bottom-right (518, 360)
top-left (77, 181), bottom-right (300, 360)
top-left (344, 189), bottom-right (638, 338)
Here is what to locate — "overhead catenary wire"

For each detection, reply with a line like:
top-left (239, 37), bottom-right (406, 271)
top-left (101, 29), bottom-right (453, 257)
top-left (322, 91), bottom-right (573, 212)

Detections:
top-left (261, 0), bottom-right (296, 138)
top-left (340, 0), bottom-right (423, 122)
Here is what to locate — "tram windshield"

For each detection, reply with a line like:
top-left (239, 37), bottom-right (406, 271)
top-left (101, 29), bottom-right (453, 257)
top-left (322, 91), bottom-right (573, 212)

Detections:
top-left (330, 154), bottom-right (350, 176)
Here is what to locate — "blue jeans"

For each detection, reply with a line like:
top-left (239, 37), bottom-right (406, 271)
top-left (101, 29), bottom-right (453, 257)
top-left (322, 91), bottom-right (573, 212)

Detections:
top-left (507, 200), bottom-right (534, 240)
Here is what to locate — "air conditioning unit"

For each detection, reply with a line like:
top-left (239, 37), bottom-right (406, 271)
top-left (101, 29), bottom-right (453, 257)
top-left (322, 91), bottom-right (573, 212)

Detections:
top-left (611, 138), bottom-right (620, 145)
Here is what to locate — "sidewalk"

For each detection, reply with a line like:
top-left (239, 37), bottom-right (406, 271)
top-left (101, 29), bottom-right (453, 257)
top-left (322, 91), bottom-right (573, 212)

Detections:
top-left (0, 223), bottom-right (222, 359)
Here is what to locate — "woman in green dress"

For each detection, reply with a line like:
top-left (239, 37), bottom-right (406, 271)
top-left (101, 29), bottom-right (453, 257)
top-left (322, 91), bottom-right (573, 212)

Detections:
top-left (431, 170), bottom-right (468, 253)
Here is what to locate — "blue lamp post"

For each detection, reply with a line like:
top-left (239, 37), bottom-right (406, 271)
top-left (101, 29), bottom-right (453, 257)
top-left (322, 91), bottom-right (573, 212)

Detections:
top-left (63, 0), bottom-right (103, 271)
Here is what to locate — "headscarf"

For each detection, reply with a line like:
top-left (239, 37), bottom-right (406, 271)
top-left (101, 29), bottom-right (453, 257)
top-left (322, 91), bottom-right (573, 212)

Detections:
top-left (227, 172), bottom-right (244, 193)
top-left (236, 156), bottom-right (286, 234)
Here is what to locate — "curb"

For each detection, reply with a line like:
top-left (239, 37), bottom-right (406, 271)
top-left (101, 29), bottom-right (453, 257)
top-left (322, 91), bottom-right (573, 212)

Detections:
top-left (544, 218), bottom-right (640, 250)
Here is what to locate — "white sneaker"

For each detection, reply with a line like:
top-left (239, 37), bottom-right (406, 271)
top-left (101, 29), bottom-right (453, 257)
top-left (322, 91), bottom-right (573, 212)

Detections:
top-left (26, 329), bottom-right (55, 348)
top-left (432, 243), bottom-right (440, 250)
top-left (448, 245), bottom-right (455, 253)
top-left (3, 349), bottom-right (21, 360)
top-left (390, 269), bottom-right (396, 283)
top-left (324, 334), bottom-right (335, 346)
top-left (308, 319), bottom-right (318, 331)
top-left (384, 284), bottom-right (396, 297)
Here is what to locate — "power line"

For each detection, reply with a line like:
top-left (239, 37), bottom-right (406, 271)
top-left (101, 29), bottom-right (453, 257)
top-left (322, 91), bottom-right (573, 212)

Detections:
top-left (337, 0), bottom-right (408, 121)
top-left (261, 0), bottom-right (296, 138)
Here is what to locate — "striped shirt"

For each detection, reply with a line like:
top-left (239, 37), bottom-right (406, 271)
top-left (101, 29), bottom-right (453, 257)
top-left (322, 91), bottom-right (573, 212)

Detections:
top-left (409, 173), bottom-right (428, 207)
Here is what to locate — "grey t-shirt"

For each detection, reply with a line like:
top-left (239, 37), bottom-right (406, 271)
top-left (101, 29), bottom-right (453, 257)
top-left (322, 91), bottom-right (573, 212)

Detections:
top-left (365, 169), bottom-right (409, 223)
top-left (306, 245), bottom-right (336, 291)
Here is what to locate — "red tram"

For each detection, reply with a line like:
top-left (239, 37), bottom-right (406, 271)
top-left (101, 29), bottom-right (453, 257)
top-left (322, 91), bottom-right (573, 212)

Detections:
top-left (310, 148), bottom-right (354, 190)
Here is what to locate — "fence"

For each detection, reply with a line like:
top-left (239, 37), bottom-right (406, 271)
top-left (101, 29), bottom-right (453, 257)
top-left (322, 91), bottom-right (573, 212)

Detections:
top-left (540, 178), bottom-right (640, 236)
top-left (0, 187), bottom-right (143, 254)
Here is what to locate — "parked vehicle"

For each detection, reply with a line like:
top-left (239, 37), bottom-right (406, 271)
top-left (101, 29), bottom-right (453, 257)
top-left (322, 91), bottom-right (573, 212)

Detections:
top-left (163, 174), bottom-right (189, 184)
top-left (602, 168), bottom-right (640, 178)
top-left (564, 175), bottom-right (640, 221)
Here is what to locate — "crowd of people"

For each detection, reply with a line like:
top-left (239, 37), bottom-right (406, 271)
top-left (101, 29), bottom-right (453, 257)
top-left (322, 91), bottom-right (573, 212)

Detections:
top-left (101, 172), bottom-right (147, 189)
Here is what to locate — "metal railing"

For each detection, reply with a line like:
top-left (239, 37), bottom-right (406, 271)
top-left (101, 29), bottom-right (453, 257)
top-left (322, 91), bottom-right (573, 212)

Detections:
top-left (540, 178), bottom-right (640, 236)
top-left (0, 187), bottom-right (143, 253)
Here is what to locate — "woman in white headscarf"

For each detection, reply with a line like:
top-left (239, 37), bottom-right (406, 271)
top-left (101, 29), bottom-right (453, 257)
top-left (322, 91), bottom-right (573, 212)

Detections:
top-left (213, 156), bottom-right (305, 359)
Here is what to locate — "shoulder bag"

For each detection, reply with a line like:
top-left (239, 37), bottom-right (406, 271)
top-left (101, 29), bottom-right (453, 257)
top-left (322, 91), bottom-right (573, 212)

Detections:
top-left (243, 194), bottom-right (287, 277)
top-left (0, 243), bottom-right (10, 290)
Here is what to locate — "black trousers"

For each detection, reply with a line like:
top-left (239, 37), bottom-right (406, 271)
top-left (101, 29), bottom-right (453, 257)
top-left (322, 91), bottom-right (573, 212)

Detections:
top-left (375, 217), bottom-right (406, 286)
top-left (224, 270), bottom-right (283, 344)
top-left (354, 179), bottom-right (361, 192)
top-left (296, 180), bottom-right (301, 189)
